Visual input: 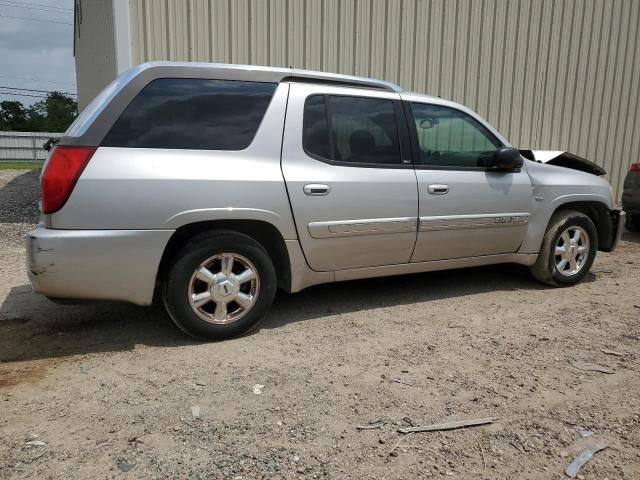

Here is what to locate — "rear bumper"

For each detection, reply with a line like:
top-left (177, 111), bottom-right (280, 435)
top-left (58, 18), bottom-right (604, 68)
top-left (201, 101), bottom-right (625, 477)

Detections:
top-left (26, 226), bottom-right (173, 305)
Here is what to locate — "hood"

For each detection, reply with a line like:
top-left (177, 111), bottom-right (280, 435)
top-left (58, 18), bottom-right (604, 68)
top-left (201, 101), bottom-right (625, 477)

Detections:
top-left (519, 150), bottom-right (606, 176)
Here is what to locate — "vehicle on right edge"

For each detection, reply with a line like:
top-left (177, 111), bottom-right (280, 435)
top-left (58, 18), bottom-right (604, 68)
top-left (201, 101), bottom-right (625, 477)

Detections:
top-left (622, 162), bottom-right (640, 232)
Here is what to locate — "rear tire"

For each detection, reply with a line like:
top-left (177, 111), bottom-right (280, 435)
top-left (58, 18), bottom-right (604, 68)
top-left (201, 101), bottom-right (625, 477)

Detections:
top-left (529, 210), bottom-right (598, 287)
top-left (625, 213), bottom-right (640, 232)
top-left (162, 231), bottom-right (277, 340)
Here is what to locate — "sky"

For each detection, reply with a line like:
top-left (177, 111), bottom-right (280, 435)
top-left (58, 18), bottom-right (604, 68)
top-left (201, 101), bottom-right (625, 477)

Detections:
top-left (0, 0), bottom-right (76, 107)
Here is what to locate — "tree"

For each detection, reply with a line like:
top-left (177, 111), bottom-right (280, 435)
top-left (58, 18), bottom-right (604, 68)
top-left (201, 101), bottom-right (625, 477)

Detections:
top-left (0, 101), bottom-right (29, 131)
top-left (0, 92), bottom-right (78, 132)
top-left (28, 92), bottom-right (78, 132)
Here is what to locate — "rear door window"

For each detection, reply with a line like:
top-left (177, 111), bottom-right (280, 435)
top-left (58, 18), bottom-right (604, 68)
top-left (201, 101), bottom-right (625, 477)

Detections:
top-left (102, 78), bottom-right (277, 150)
top-left (303, 94), bottom-right (402, 166)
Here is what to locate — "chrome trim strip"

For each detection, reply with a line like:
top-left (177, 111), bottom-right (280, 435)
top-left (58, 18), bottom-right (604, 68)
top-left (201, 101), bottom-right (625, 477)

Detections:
top-left (419, 213), bottom-right (530, 231)
top-left (308, 217), bottom-right (417, 239)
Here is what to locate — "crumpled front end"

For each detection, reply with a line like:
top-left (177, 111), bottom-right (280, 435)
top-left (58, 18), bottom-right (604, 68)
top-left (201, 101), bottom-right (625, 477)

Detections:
top-left (520, 150), bottom-right (606, 176)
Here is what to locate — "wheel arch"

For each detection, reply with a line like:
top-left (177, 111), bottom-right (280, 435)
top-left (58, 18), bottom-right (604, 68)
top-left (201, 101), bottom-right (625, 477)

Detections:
top-left (521, 196), bottom-right (617, 254)
top-left (551, 201), bottom-right (615, 251)
top-left (155, 219), bottom-right (292, 298)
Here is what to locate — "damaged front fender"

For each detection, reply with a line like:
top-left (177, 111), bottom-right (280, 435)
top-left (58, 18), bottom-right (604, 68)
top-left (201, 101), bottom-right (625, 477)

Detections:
top-left (519, 150), bottom-right (606, 176)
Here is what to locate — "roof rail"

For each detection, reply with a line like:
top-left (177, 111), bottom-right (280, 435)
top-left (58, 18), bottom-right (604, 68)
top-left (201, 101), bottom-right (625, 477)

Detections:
top-left (286, 68), bottom-right (402, 92)
top-left (120, 62), bottom-right (403, 93)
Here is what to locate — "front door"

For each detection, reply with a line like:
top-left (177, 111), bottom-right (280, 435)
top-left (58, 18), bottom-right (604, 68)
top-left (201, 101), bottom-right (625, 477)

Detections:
top-left (281, 84), bottom-right (418, 272)
top-left (405, 100), bottom-right (533, 262)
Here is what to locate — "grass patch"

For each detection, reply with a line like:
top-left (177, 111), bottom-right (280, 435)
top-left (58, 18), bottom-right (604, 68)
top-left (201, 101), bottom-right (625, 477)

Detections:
top-left (0, 161), bottom-right (44, 169)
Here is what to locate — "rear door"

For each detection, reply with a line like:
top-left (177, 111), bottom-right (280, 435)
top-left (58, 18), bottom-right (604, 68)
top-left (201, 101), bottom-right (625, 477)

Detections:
top-left (281, 84), bottom-right (418, 272)
top-left (405, 100), bottom-right (534, 262)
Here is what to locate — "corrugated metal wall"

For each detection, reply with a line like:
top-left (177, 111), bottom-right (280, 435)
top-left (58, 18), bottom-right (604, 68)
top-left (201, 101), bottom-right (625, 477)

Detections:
top-left (129, 0), bottom-right (640, 199)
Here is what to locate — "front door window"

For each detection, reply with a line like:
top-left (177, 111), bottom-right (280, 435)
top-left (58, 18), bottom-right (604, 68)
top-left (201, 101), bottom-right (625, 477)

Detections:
top-left (409, 103), bottom-right (501, 169)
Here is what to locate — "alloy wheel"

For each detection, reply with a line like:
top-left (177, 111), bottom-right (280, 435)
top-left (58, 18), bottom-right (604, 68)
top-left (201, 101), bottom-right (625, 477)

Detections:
top-left (554, 226), bottom-right (590, 276)
top-left (188, 253), bottom-right (260, 324)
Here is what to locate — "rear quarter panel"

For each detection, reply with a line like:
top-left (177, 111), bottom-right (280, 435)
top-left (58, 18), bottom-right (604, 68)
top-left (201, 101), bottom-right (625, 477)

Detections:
top-left (51, 84), bottom-right (297, 239)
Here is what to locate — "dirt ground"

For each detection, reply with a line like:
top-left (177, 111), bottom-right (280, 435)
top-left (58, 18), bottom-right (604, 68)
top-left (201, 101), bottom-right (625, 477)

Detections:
top-left (1, 169), bottom-right (639, 479)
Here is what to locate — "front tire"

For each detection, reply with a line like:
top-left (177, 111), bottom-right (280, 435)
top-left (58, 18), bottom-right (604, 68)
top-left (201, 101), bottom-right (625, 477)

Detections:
top-left (163, 231), bottom-right (277, 340)
top-left (529, 210), bottom-right (598, 287)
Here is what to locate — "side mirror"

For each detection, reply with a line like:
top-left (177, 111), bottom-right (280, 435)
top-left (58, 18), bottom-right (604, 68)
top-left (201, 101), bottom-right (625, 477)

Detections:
top-left (490, 147), bottom-right (524, 171)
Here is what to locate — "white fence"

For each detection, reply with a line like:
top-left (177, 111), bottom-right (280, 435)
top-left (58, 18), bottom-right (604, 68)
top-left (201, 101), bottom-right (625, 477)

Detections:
top-left (0, 131), bottom-right (62, 161)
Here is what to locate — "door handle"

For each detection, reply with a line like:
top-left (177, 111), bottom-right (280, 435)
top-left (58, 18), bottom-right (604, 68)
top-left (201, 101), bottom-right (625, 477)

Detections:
top-left (427, 184), bottom-right (450, 195)
top-left (303, 184), bottom-right (331, 196)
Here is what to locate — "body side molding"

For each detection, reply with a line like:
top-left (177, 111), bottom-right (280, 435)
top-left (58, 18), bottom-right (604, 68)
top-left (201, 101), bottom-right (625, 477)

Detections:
top-left (420, 213), bottom-right (530, 231)
top-left (308, 217), bottom-right (417, 239)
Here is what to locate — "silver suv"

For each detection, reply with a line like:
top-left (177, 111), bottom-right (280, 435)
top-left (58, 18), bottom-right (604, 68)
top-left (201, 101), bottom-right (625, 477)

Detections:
top-left (27, 62), bottom-right (625, 340)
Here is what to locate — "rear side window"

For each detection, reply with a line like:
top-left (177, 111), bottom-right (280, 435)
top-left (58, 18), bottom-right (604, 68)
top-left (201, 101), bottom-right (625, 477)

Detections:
top-left (102, 78), bottom-right (277, 150)
top-left (303, 94), bottom-right (401, 165)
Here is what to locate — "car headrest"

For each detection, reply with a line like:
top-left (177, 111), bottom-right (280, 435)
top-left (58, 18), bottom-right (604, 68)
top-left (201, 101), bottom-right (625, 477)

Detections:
top-left (349, 130), bottom-right (375, 155)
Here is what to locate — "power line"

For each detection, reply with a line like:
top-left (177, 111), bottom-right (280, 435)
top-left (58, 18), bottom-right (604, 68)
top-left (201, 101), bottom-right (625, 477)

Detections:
top-left (0, 73), bottom-right (75, 86)
top-left (0, 91), bottom-right (49, 99)
top-left (0, 1), bottom-right (73, 15)
top-left (14, 0), bottom-right (72, 11)
top-left (0, 85), bottom-right (77, 96)
top-left (0, 13), bottom-right (73, 25)
top-left (0, 0), bottom-right (73, 13)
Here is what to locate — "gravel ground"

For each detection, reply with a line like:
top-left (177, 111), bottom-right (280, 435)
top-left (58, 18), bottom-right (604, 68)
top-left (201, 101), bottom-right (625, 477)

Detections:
top-left (0, 169), bottom-right (40, 249)
top-left (1, 169), bottom-right (639, 479)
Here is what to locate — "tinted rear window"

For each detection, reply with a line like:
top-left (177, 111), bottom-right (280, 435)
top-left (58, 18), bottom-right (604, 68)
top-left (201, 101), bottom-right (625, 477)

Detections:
top-left (303, 94), bottom-right (401, 165)
top-left (102, 78), bottom-right (277, 150)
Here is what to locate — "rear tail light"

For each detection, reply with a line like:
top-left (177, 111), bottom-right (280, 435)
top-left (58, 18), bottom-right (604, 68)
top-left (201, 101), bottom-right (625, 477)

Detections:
top-left (41, 146), bottom-right (96, 214)
top-left (630, 163), bottom-right (640, 172)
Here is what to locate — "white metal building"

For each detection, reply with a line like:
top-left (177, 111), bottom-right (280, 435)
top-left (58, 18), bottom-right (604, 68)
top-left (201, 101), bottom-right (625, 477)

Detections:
top-left (74, 0), bottom-right (640, 199)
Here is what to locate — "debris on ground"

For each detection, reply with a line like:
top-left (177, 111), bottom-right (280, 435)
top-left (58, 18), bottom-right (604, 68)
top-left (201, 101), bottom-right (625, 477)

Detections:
top-left (391, 378), bottom-right (416, 386)
top-left (576, 427), bottom-right (593, 438)
top-left (397, 417), bottom-right (498, 434)
top-left (388, 432), bottom-right (415, 456)
top-left (564, 443), bottom-right (608, 478)
top-left (253, 384), bottom-right (265, 394)
top-left (116, 458), bottom-right (136, 473)
top-left (191, 405), bottom-right (200, 418)
top-left (356, 421), bottom-right (384, 430)
top-left (601, 349), bottom-right (624, 356)
top-left (180, 418), bottom-right (196, 428)
top-left (24, 440), bottom-right (45, 447)
top-left (402, 417), bottom-right (415, 427)
top-left (571, 361), bottom-right (615, 374)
